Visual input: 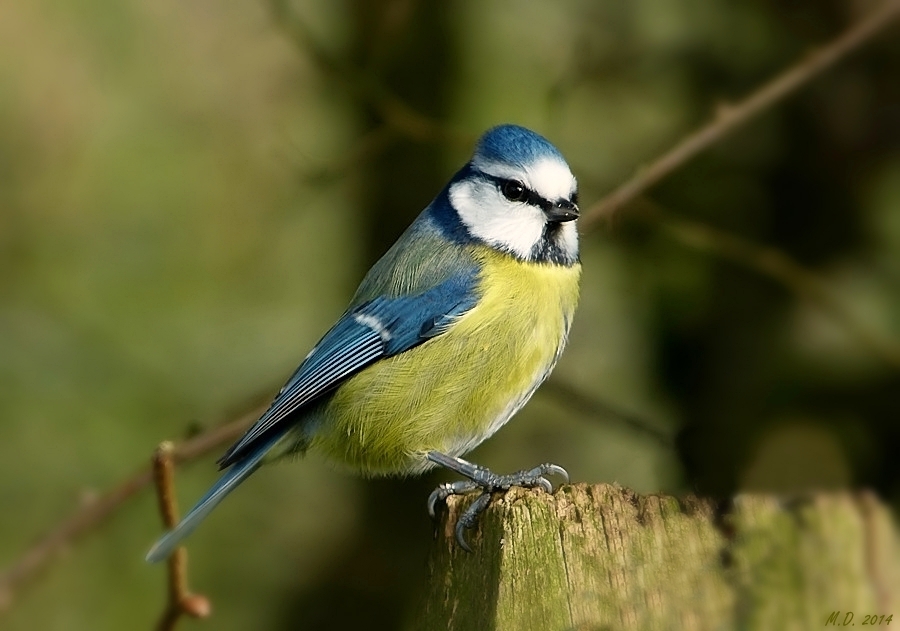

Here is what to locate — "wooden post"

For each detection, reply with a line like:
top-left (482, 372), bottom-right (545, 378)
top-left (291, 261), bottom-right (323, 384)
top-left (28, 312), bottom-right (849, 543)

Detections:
top-left (418, 484), bottom-right (899, 630)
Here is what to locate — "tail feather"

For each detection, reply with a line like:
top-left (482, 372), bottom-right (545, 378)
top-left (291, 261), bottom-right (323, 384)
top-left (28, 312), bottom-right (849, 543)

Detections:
top-left (145, 433), bottom-right (279, 563)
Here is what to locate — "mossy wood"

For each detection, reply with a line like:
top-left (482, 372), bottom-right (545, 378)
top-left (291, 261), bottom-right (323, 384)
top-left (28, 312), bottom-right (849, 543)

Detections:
top-left (418, 484), bottom-right (899, 631)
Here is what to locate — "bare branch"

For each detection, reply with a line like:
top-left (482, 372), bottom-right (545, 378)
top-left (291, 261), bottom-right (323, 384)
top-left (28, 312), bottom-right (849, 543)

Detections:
top-left (648, 206), bottom-right (900, 369)
top-left (0, 404), bottom-right (266, 615)
top-left (153, 442), bottom-right (211, 631)
top-left (581, 0), bottom-right (900, 229)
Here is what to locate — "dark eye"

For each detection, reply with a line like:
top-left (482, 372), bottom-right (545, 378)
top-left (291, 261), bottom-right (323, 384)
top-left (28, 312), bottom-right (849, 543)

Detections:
top-left (500, 180), bottom-right (527, 202)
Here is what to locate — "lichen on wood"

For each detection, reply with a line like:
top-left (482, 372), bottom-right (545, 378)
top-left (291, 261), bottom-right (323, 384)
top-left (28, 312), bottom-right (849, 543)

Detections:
top-left (417, 484), bottom-right (899, 631)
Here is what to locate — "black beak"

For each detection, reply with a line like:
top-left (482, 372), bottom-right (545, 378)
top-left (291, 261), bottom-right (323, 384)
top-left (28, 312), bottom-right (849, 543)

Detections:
top-left (544, 199), bottom-right (580, 223)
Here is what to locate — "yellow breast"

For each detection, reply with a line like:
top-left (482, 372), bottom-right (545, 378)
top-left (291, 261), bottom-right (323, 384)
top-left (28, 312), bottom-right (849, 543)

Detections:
top-left (311, 246), bottom-right (581, 476)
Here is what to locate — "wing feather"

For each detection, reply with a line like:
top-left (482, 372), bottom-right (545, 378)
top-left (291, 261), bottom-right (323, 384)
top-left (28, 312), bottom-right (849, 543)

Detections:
top-left (217, 269), bottom-right (478, 468)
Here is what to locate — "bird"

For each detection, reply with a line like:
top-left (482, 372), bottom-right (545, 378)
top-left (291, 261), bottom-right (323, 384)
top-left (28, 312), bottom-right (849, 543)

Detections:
top-left (146, 124), bottom-right (581, 561)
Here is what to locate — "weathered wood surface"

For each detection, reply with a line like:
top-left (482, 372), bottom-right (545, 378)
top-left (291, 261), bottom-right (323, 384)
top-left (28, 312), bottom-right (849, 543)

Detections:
top-left (418, 484), bottom-right (899, 631)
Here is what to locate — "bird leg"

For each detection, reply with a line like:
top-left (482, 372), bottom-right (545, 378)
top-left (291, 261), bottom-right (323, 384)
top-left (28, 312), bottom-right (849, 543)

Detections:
top-left (425, 451), bottom-right (569, 552)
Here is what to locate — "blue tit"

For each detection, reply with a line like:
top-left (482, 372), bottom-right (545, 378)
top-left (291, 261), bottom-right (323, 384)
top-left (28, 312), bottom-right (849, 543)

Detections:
top-left (147, 124), bottom-right (580, 560)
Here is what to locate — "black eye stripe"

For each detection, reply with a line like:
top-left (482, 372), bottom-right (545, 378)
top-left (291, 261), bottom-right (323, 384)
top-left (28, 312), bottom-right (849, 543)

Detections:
top-left (484, 175), bottom-right (552, 211)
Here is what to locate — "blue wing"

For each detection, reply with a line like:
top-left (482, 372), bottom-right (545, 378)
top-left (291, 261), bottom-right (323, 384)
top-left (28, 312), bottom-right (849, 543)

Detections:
top-left (217, 269), bottom-right (479, 468)
top-left (147, 268), bottom-right (479, 562)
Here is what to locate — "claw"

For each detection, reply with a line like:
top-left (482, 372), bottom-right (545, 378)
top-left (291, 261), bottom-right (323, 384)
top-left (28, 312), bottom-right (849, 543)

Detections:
top-left (535, 476), bottom-right (553, 494)
top-left (427, 484), bottom-right (449, 519)
top-left (428, 479), bottom-right (481, 519)
top-left (544, 463), bottom-right (569, 484)
top-left (424, 452), bottom-right (571, 551)
top-left (455, 492), bottom-right (492, 552)
top-left (454, 519), bottom-right (473, 553)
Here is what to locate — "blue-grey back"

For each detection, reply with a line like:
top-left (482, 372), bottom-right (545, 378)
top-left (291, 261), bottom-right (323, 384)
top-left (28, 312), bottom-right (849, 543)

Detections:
top-left (350, 194), bottom-right (480, 305)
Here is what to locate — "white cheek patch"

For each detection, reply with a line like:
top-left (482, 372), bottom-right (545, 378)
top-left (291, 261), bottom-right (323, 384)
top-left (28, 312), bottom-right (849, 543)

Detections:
top-left (450, 180), bottom-right (546, 260)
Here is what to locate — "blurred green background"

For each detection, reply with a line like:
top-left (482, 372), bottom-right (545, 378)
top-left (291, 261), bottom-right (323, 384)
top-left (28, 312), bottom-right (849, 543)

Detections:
top-left (1, 0), bottom-right (898, 629)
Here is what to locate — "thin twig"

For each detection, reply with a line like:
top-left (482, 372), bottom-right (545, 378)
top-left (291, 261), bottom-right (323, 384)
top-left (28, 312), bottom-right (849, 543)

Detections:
top-left (153, 442), bottom-right (211, 630)
top-left (0, 404), bottom-right (267, 615)
top-left (581, 0), bottom-right (900, 229)
top-left (648, 206), bottom-right (900, 368)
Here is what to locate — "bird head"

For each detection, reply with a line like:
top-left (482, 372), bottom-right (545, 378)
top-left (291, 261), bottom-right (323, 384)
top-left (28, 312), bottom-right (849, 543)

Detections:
top-left (448, 124), bottom-right (579, 265)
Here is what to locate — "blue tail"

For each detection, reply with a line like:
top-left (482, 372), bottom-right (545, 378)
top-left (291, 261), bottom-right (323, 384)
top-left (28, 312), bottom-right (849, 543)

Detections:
top-left (145, 433), bottom-right (280, 563)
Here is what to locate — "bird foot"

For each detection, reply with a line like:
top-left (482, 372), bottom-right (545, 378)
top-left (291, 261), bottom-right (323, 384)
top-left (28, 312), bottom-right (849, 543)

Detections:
top-left (425, 451), bottom-right (569, 552)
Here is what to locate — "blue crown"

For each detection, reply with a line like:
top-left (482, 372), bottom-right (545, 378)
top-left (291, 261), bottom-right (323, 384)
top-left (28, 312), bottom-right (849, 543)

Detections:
top-left (473, 124), bottom-right (567, 169)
